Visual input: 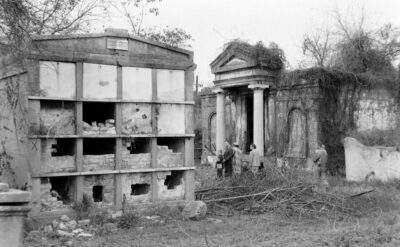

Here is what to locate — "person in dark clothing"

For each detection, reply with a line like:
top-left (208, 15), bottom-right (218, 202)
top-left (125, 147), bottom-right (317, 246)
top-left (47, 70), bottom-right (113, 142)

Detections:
top-left (216, 149), bottom-right (224, 178)
top-left (223, 141), bottom-right (235, 177)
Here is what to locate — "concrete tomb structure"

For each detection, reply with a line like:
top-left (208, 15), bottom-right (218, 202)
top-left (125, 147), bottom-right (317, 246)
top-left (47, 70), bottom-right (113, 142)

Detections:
top-left (344, 137), bottom-right (400, 181)
top-left (0, 28), bottom-right (196, 215)
top-left (202, 43), bottom-right (398, 166)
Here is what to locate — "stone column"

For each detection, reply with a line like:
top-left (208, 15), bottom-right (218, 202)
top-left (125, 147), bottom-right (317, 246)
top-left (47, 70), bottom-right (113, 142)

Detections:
top-left (249, 84), bottom-right (269, 156)
top-left (213, 88), bottom-right (225, 153)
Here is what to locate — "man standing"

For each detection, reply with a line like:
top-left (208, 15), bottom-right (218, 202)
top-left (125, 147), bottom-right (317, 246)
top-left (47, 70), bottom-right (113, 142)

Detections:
top-left (313, 143), bottom-right (328, 184)
top-left (249, 144), bottom-right (260, 174)
top-left (223, 141), bottom-right (235, 177)
top-left (232, 142), bottom-right (243, 175)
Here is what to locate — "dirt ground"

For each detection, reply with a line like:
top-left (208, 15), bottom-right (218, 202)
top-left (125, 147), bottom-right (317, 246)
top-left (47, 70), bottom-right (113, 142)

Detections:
top-left (24, 166), bottom-right (400, 247)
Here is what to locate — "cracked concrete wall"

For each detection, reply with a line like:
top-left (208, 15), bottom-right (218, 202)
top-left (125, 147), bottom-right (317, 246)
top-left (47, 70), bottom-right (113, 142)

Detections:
top-left (344, 137), bottom-right (400, 181)
top-left (0, 74), bottom-right (29, 188)
top-left (83, 175), bottom-right (114, 204)
top-left (355, 88), bottom-right (398, 132)
top-left (121, 151), bottom-right (151, 169)
top-left (157, 69), bottom-right (185, 101)
top-left (122, 103), bottom-right (152, 134)
top-left (157, 146), bottom-right (184, 167)
top-left (157, 104), bottom-right (185, 134)
top-left (83, 154), bottom-right (115, 171)
top-left (40, 102), bottom-right (75, 135)
top-left (157, 171), bottom-right (185, 200)
top-left (121, 173), bottom-right (152, 203)
top-left (122, 67), bottom-right (152, 100)
top-left (41, 139), bottom-right (75, 173)
top-left (39, 61), bottom-right (76, 98)
top-left (83, 63), bottom-right (117, 99)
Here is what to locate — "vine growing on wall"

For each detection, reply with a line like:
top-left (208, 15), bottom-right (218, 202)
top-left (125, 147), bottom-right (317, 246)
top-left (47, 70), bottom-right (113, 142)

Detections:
top-left (282, 68), bottom-right (398, 175)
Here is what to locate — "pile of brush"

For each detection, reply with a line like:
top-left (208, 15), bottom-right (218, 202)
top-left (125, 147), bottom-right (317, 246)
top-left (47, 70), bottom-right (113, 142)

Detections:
top-left (195, 165), bottom-right (377, 219)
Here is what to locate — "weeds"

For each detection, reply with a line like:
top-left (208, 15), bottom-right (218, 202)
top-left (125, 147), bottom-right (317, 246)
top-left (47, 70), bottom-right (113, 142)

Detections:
top-left (196, 164), bottom-right (398, 220)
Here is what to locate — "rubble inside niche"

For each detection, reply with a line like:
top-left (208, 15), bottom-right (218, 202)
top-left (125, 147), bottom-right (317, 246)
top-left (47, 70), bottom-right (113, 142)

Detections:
top-left (83, 119), bottom-right (115, 135)
top-left (39, 180), bottom-right (70, 212)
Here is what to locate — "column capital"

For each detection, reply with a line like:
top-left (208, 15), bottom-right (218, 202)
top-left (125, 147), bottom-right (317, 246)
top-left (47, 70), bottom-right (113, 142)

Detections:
top-left (212, 87), bottom-right (225, 94)
top-left (248, 84), bottom-right (269, 91)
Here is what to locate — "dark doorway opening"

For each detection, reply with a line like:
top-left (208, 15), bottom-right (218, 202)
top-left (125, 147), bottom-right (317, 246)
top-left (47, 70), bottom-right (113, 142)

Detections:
top-left (157, 138), bottom-right (185, 152)
top-left (164, 171), bottom-right (184, 190)
top-left (83, 102), bottom-right (115, 124)
top-left (131, 183), bottom-right (150, 195)
top-left (92, 185), bottom-right (103, 202)
top-left (83, 138), bottom-right (115, 155)
top-left (51, 138), bottom-right (75, 156)
top-left (245, 94), bottom-right (254, 153)
top-left (49, 177), bottom-right (75, 203)
top-left (126, 138), bottom-right (151, 154)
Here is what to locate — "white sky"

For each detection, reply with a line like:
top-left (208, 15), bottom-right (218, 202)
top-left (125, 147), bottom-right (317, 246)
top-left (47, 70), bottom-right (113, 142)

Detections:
top-left (99, 0), bottom-right (400, 87)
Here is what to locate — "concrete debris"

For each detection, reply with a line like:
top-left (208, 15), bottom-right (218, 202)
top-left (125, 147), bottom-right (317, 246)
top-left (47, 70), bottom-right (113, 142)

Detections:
top-left (181, 200), bottom-right (207, 220)
top-left (52, 220), bottom-right (59, 229)
top-left (65, 240), bottom-right (73, 247)
top-left (56, 230), bottom-right (74, 237)
top-left (44, 215), bottom-right (94, 239)
top-left (43, 225), bottom-right (53, 233)
top-left (111, 211), bottom-right (123, 219)
top-left (60, 215), bottom-right (71, 222)
top-left (58, 222), bottom-right (68, 231)
top-left (144, 215), bottom-right (160, 220)
top-left (83, 120), bottom-right (115, 135)
top-left (72, 228), bottom-right (84, 234)
top-left (40, 183), bottom-right (68, 211)
top-left (103, 223), bottom-right (118, 233)
top-left (0, 183), bottom-right (10, 192)
top-left (206, 218), bottom-right (223, 224)
top-left (77, 219), bottom-right (90, 227)
top-left (77, 232), bottom-right (93, 238)
top-left (65, 220), bottom-right (77, 230)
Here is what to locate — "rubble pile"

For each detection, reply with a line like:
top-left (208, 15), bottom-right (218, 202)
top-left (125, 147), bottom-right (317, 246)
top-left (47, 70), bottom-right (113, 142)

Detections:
top-left (42, 215), bottom-right (93, 239)
top-left (40, 182), bottom-right (69, 212)
top-left (83, 119), bottom-right (115, 135)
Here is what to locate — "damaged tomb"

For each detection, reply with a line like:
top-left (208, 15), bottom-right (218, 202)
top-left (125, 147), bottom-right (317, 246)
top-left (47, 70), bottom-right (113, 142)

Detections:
top-left (0, 28), bottom-right (196, 215)
top-left (201, 42), bottom-right (399, 172)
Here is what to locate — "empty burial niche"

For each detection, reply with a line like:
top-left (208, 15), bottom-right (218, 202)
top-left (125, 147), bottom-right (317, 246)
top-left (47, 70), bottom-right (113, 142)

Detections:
top-left (92, 185), bottom-right (103, 202)
top-left (51, 138), bottom-right (75, 156)
top-left (49, 177), bottom-right (75, 203)
top-left (127, 138), bottom-right (151, 154)
top-left (83, 102), bottom-right (115, 125)
top-left (131, 183), bottom-right (150, 195)
top-left (83, 138), bottom-right (115, 155)
top-left (157, 137), bottom-right (185, 152)
top-left (164, 171), bottom-right (184, 190)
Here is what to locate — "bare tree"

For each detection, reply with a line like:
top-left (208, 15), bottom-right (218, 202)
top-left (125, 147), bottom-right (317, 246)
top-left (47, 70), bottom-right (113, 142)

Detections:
top-left (301, 3), bottom-right (400, 74)
top-left (0, 0), bottom-right (102, 56)
top-left (302, 29), bottom-right (333, 67)
top-left (106, 0), bottom-right (192, 48)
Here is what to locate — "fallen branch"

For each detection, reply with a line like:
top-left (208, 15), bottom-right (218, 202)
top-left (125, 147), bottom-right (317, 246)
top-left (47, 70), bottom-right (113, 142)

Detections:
top-left (349, 189), bottom-right (375, 198)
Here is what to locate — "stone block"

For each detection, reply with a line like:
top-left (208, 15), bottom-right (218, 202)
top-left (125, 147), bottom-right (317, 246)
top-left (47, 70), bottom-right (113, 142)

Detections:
top-left (181, 201), bottom-right (207, 220)
top-left (0, 183), bottom-right (9, 192)
top-left (0, 189), bottom-right (31, 203)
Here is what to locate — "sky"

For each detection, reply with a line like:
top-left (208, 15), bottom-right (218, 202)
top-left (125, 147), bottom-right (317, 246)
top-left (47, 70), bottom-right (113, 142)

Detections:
top-left (99, 0), bottom-right (400, 87)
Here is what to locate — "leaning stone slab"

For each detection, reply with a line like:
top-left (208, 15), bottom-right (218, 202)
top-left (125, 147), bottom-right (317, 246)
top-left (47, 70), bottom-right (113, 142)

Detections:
top-left (344, 137), bottom-right (400, 181)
